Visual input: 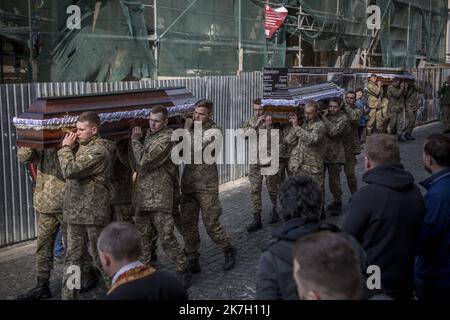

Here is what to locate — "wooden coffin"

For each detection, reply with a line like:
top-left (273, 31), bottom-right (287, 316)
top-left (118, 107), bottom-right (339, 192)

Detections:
top-left (367, 68), bottom-right (416, 85)
top-left (13, 87), bottom-right (196, 149)
top-left (261, 82), bottom-right (345, 123)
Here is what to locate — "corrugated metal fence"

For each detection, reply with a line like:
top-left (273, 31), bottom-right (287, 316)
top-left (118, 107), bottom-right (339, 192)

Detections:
top-left (0, 72), bottom-right (262, 247)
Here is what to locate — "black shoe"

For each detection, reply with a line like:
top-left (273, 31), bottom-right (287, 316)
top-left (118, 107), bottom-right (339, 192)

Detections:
top-left (443, 129), bottom-right (450, 134)
top-left (150, 249), bottom-right (158, 262)
top-left (176, 270), bottom-right (192, 289)
top-left (17, 281), bottom-right (51, 300)
top-left (268, 209), bottom-right (280, 224)
top-left (246, 219), bottom-right (262, 232)
top-left (80, 274), bottom-right (100, 293)
top-left (327, 202), bottom-right (342, 216)
top-left (398, 134), bottom-right (406, 142)
top-left (223, 247), bottom-right (237, 271)
top-left (188, 258), bottom-right (201, 274)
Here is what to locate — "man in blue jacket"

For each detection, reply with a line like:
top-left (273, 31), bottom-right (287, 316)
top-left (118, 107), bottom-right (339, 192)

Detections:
top-left (415, 134), bottom-right (450, 300)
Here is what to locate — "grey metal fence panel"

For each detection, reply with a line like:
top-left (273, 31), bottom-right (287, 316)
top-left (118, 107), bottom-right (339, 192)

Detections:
top-left (0, 72), bottom-right (262, 246)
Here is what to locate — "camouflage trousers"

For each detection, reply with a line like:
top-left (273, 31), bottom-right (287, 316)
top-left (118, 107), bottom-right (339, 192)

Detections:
top-left (181, 192), bottom-right (232, 260)
top-left (279, 157), bottom-right (290, 182)
top-left (387, 110), bottom-right (406, 135)
top-left (344, 153), bottom-right (358, 194)
top-left (135, 210), bottom-right (188, 271)
top-left (367, 109), bottom-right (385, 134)
top-left (61, 224), bottom-right (110, 300)
top-left (111, 203), bottom-right (134, 223)
top-left (324, 163), bottom-right (343, 205)
top-left (404, 108), bottom-right (417, 135)
top-left (36, 212), bottom-right (66, 281)
top-left (248, 165), bottom-right (280, 213)
top-left (443, 104), bottom-right (450, 129)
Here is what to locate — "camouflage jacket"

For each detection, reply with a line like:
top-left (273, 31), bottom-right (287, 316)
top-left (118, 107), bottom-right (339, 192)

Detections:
top-left (17, 147), bottom-right (65, 214)
top-left (438, 81), bottom-right (450, 105)
top-left (367, 81), bottom-right (382, 109)
top-left (343, 104), bottom-right (362, 155)
top-left (284, 119), bottom-right (325, 175)
top-left (181, 120), bottom-right (221, 194)
top-left (322, 111), bottom-right (349, 164)
top-left (404, 85), bottom-right (420, 111)
top-left (387, 84), bottom-right (405, 113)
top-left (241, 116), bottom-right (280, 166)
top-left (132, 127), bottom-right (177, 212)
top-left (110, 139), bottom-right (134, 205)
top-left (58, 135), bottom-right (114, 226)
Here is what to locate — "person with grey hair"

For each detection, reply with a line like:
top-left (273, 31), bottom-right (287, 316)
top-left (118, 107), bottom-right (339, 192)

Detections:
top-left (97, 222), bottom-right (187, 300)
top-left (293, 230), bottom-right (365, 300)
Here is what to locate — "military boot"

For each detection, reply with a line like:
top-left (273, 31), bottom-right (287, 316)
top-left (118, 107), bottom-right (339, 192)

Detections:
top-left (327, 202), bottom-right (342, 216)
top-left (268, 207), bottom-right (280, 224)
top-left (246, 211), bottom-right (262, 232)
top-left (405, 133), bottom-right (416, 141)
top-left (17, 278), bottom-right (51, 300)
top-left (188, 257), bottom-right (201, 274)
top-left (176, 269), bottom-right (193, 289)
top-left (80, 268), bottom-right (100, 293)
top-left (398, 133), bottom-right (406, 142)
top-left (223, 246), bottom-right (237, 271)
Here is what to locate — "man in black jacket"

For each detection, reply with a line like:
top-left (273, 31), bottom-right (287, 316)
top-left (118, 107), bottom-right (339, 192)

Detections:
top-left (97, 222), bottom-right (187, 300)
top-left (342, 134), bottom-right (426, 300)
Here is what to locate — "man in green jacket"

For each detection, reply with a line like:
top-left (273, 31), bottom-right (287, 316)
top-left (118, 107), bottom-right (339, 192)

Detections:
top-left (438, 76), bottom-right (450, 134)
top-left (58, 111), bottom-right (114, 300)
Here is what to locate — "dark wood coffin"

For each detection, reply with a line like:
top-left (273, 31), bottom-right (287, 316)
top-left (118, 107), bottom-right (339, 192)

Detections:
top-left (261, 82), bottom-right (345, 123)
top-left (367, 69), bottom-right (416, 85)
top-left (13, 87), bottom-right (196, 149)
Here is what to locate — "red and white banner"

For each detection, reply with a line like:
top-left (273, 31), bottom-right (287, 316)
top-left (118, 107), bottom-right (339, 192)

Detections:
top-left (264, 5), bottom-right (288, 39)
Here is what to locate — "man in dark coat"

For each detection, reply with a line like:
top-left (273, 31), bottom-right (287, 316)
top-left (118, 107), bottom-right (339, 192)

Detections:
top-left (342, 134), bottom-right (426, 300)
top-left (98, 222), bottom-right (187, 300)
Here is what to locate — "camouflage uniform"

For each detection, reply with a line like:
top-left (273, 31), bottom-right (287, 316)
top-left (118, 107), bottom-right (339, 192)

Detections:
top-left (438, 81), bottom-right (450, 130)
top-left (366, 80), bottom-right (384, 134)
top-left (132, 127), bottom-right (188, 272)
top-left (58, 135), bottom-right (113, 300)
top-left (17, 147), bottom-right (65, 284)
top-left (279, 124), bottom-right (293, 180)
top-left (284, 118), bottom-right (326, 192)
top-left (387, 83), bottom-right (406, 136)
top-left (110, 139), bottom-right (134, 223)
top-left (342, 104), bottom-right (362, 194)
top-left (181, 120), bottom-right (233, 262)
top-left (404, 84), bottom-right (420, 136)
top-left (241, 116), bottom-right (280, 218)
top-left (322, 111), bottom-right (349, 206)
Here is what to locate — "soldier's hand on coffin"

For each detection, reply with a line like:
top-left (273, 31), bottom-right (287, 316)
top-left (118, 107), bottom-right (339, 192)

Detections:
top-left (264, 115), bottom-right (273, 128)
top-left (184, 118), bottom-right (194, 129)
top-left (62, 132), bottom-right (77, 148)
top-left (131, 127), bottom-right (144, 140)
top-left (377, 81), bottom-right (382, 87)
top-left (256, 115), bottom-right (266, 127)
top-left (289, 113), bottom-right (299, 127)
top-left (322, 109), bottom-right (329, 118)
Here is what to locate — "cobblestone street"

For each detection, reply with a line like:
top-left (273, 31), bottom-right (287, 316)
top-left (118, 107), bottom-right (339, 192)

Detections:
top-left (0, 122), bottom-right (445, 300)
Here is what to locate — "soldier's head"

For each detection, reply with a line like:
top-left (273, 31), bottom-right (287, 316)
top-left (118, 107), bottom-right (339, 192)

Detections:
top-left (328, 98), bottom-right (342, 115)
top-left (304, 101), bottom-right (319, 122)
top-left (345, 91), bottom-right (356, 107)
top-left (369, 74), bottom-right (377, 82)
top-left (194, 99), bottom-right (213, 124)
top-left (149, 105), bottom-right (168, 132)
top-left (364, 134), bottom-right (400, 171)
top-left (97, 222), bottom-right (143, 277)
top-left (277, 175), bottom-right (322, 221)
top-left (355, 88), bottom-right (364, 100)
top-left (392, 79), bottom-right (401, 86)
top-left (293, 231), bottom-right (365, 300)
top-left (423, 134), bottom-right (450, 174)
top-left (253, 98), bottom-right (264, 118)
top-left (76, 111), bottom-right (101, 142)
